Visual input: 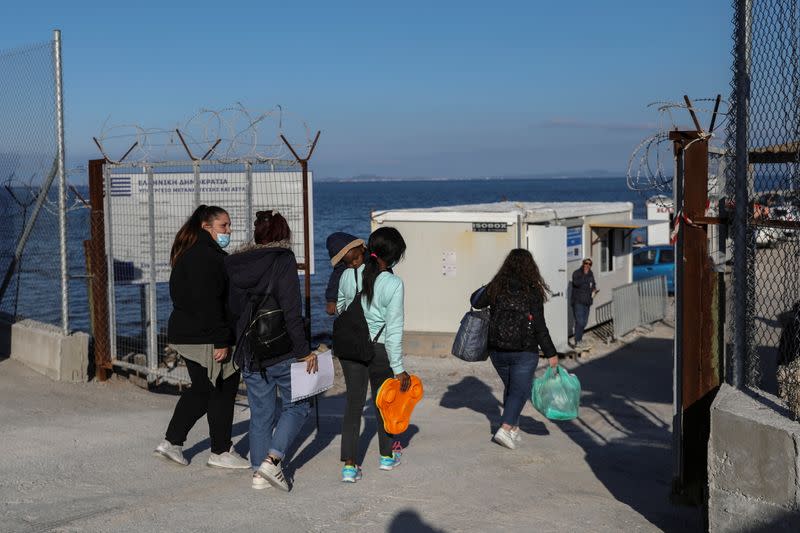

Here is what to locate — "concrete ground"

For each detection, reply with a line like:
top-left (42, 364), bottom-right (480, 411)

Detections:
top-left (0, 322), bottom-right (701, 533)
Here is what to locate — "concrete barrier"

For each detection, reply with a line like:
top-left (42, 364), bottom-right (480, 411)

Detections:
top-left (708, 384), bottom-right (800, 531)
top-left (8, 319), bottom-right (89, 382)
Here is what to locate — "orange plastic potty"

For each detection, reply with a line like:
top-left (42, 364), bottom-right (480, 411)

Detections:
top-left (375, 375), bottom-right (424, 434)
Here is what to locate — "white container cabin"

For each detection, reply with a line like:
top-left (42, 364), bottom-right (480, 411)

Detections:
top-left (371, 201), bottom-right (655, 354)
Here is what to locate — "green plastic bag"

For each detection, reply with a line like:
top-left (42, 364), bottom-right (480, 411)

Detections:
top-left (532, 366), bottom-right (581, 420)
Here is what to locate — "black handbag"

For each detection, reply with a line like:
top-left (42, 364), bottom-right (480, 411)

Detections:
top-left (243, 258), bottom-right (293, 368)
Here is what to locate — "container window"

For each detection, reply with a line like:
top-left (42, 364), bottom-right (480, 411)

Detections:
top-left (601, 229), bottom-right (615, 272)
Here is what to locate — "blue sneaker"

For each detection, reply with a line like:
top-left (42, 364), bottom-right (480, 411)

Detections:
top-left (341, 465), bottom-right (362, 483)
top-left (379, 452), bottom-right (402, 471)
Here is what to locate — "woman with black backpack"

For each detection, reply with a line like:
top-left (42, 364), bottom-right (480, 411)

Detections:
top-left (335, 226), bottom-right (410, 483)
top-left (470, 248), bottom-right (559, 450)
top-left (225, 210), bottom-right (317, 492)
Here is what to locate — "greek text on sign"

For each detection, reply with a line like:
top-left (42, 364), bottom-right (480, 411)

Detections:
top-left (472, 222), bottom-right (508, 232)
top-left (108, 170), bottom-right (314, 284)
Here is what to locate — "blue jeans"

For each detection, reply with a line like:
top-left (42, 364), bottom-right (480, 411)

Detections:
top-left (489, 351), bottom-right (538, 427)
top-left (572, 303), bottom-right (591, 343)
top-left (243, 359), bottom-right (311, 469)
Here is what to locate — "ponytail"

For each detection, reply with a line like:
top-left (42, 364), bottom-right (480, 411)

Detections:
top-left (362, 227), bottom-right (406, 305)
top-left (170, 204), bottom-right (228, 267)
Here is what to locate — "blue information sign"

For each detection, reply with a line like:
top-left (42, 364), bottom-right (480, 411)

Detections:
top-left (566, 227), bottom-right (582, 261)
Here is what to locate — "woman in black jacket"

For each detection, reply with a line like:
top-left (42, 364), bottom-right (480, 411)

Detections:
top-left (471, 248), bottom-right (558, 450)
top-left (225, 210), bottom-right (316, 492)
top-left (154, 205), bottom-right (249, 470)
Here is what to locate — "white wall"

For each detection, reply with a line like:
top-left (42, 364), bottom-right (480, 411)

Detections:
top-left (371, 218), bottom-right (517, 333)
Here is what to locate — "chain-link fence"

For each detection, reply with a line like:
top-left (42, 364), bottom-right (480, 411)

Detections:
top-left (0, 35), bottom-right (74, 334)
top-left (727, 0), bottom-right (800, 415)
top-left (104, 159), bottom-right (313, 384)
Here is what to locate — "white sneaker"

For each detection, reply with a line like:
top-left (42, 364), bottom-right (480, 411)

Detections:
top-left (207, 446), bottom-right (251, 469)
top-left (493, 427), bottom-right (516, 450)
top-left (258, 459), bottom-right (290, 492)
top-left (510, 428), bottom-right (522, 443)
top-left (153, 440), bottom-right (188, 466)
top-left (252, 472), bottom-right (272, 490)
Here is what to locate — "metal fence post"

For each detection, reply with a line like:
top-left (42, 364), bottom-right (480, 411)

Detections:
top-left (245, 161), bottom-right (253, 240)
top-left (87, 159), bottom-right (111, 380)
top-left (103, 164), bottom-right (118, 364)
top-left (53, 29), bottom-right (69, 335)
top-left (730, 0), bottom-right (751, 389)
top-left (193, 162), bottom-right (201, 208)
top-left (146, 165), bottom-right (159, 376)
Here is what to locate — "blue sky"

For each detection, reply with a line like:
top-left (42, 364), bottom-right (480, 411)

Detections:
top-left (1, 1), bottom-right (733, 180)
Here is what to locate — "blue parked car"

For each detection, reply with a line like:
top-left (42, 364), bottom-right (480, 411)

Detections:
top-left (633, 245), bottom-right (674, 293)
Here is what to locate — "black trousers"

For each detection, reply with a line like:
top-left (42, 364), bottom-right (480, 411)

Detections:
top-left (340, 343), bottom-right (395, 462)
top-left (165, 357), bottom-right (240, 455)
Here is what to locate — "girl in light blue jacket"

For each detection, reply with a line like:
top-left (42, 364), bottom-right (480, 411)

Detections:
top-left (337, 227), bottom-right (409, 482)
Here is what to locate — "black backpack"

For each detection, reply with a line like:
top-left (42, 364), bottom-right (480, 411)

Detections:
top-left (332, 269), bottom-right (384, 363)
top-left (489, 290), bottom-right (534, 351)
top-left (242, 256), bottom-right (293, 369)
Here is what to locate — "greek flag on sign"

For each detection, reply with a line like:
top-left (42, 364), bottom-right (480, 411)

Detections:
top-left (110, 176), bottom-right (132, 197)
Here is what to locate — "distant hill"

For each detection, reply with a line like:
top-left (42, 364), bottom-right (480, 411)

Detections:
top-left (319, 170), bottom-right (624, 183)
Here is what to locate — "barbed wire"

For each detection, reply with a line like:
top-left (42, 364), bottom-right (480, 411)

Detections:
top-left (95, 103), bottom-right (315, 164)
top-left (2, 170), bottom-right (90, 214)
top-left (626, 97), bottom-right (730, 208)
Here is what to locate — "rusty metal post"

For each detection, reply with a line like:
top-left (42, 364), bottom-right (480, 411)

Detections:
top-left (301, 159), bottom-right (312, 342)
top-left (670, 130), bottom-right (722, 504)
top-left (86, 159), bottom-right (112, 380)
top-left (280, 132), bottom-right (320, 343)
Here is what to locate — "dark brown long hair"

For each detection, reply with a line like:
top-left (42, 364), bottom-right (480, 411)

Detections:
top-left (170, 205), bottom-right (228, 267)
top-left (253, 210), bottom-right (291, 244)
top-left (486, 248), bottom-right (550, 303)
top-left (363, 227), bottom-right (406, 305)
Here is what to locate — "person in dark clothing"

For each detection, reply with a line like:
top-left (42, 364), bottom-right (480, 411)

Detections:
top-left (226, 210), bottom-right (316, 492)
top-left (570, 258), bottom-right (598, 349)
top-left (154, 205), bottom-right (249, 470)
top-left (325, 232), bottom-right (366, 315)
top-left (470, 248), bottom-right (558, 450)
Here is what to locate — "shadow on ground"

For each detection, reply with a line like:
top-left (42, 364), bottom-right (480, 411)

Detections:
top-left (173, 386), bottom-right (421, 478)
top-left (439, 375), bottom-right (548, 437)
top-left (0, 311), bottom-right (12, 359)
top-left (387, 509), bottom-right (447, 533)
top-left (560, 335), bottom-right (702, 531)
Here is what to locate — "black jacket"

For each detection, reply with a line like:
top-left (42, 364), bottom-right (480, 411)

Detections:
top-left (571, 268), bottom-right (597, 306)
top-left (325, 262), bottom-right (347, 303)
top-left (225, 245), bottom-right (309, 369)
top-left (167, 230), bottom-right (231, 348)
top-left (470, 282), bottom-right (557, 358)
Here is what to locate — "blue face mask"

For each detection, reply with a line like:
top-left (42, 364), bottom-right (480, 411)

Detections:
top-left (388, 260), bottom-right (398, 269)
top-left (216, 233), bottom-right (231, 249)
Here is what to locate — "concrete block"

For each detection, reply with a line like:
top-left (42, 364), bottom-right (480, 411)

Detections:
top-left (9, 319), bottom-right (89, 382)
top-left (708, 488), bottom-right (800, 532)
top-left (710, 408), bottom-right (797, 506)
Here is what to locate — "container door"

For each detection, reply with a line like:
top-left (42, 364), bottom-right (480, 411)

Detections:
top-left (527, 224), bottom-right (568, 353)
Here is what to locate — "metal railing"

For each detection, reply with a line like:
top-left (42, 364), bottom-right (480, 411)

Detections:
top-left (612, 276), bottom-right (669, 339)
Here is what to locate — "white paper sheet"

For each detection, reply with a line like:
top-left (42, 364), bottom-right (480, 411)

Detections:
top-left (290, 350), bottom-right (335, 402)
